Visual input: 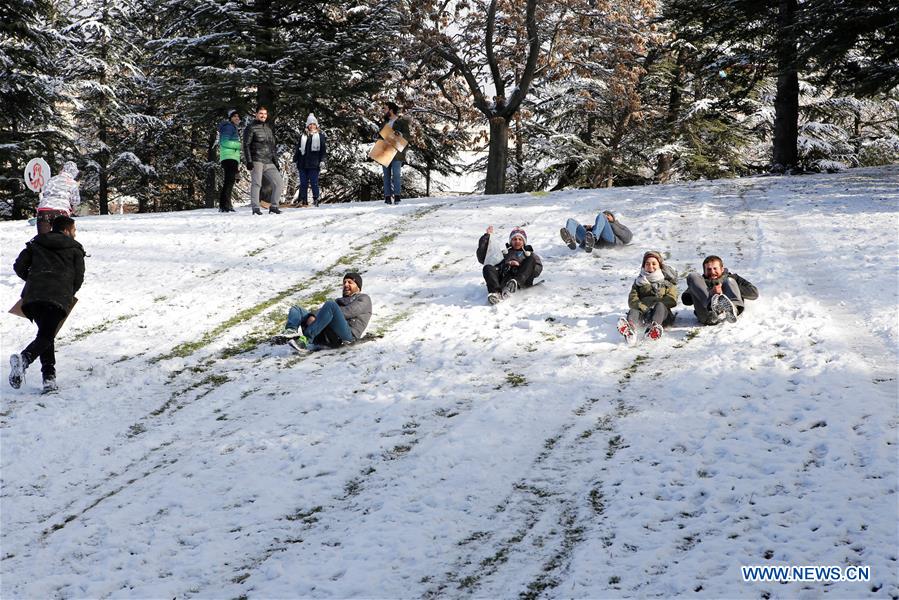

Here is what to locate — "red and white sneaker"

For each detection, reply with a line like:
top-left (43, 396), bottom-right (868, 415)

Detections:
top-left (617, 317), bottom-right (637, 345)
top-left (645, 322), bottom-right (663, 341)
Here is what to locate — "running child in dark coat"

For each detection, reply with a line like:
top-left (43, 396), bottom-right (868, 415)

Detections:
top-left (9, 215), bottom-right (86, 393)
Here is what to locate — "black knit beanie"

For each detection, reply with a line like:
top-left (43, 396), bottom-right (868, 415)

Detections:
top-left (343, 272), bottom-right (363, 290)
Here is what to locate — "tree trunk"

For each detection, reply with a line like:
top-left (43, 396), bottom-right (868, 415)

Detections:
top-left (772, 0), bottom-right (799, 171)
top-left (98, 121), bottom-right (109, 215)
top-left (204, 130), bottom-right (217, 208)
top-left (514, 112), bottom-right (524, 193)
top-left (485, 116), bottom-right (509, 195)
top-left (656, 49), bottom-right (686, 183)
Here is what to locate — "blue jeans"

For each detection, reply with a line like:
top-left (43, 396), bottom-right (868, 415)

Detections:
top-left (287, 300), bottom-right (353, 343)
top-left (382, 160), bottom-right (402, 198)
top-left (298, 168), bottom-right (320, 204)
top-left (565, 214), bottom-right (615, 247)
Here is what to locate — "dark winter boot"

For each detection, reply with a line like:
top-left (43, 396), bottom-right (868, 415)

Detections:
top-left (385, 196), bottom-right (393, 205)
top-left (252, 207), bottom-right (263, 215)
top-left (269, 206), bottom-right (282, 214)
top-left (393, 195), bottom-right (401, 204)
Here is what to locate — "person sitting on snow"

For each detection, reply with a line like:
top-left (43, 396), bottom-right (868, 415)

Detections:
top-left (560, 210), bottom-right (632, 253)
top-left (681, 255), bottom-right (758, 325)
top-left (276, 272), bottom-right (372, 349)
top-left (476, 226), bottom-right (543, 305)
top-left (35, 161), bottom-right (81, 235)
top-left (618, 250), bottom-right (679, 343)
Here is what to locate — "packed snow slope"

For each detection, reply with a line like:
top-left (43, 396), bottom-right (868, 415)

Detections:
top-left (2, 167), bottom-right (897, 599)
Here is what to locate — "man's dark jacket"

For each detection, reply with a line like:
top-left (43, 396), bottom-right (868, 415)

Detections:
top-left (14, 232), bottom-right (86, 313)
top-left (243, 120), bottom-right (278, 165)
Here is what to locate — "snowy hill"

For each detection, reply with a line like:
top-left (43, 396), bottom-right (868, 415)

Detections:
top-left (2, 167), bottom-right (897, 599)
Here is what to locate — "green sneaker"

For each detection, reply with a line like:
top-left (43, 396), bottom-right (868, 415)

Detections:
top-left (287, 336), bottom-right (310, 353)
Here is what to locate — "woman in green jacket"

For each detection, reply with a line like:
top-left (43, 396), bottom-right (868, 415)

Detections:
top-left (618, 250), bottom-right (678, 343)
top-left (216, 109), bottom-right (242, 212)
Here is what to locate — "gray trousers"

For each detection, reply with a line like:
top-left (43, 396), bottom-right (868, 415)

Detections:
top-left (687, 273), bottom-right (744, 324)
top-left (627, 302), bottom-right (674, 328)
top-left (249, 162), bottom-right (284, 208)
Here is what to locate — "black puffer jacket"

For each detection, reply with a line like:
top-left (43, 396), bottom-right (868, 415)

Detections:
top-left (242, 119), bottom-right (278, 165)
top-left (14, 232), bottom-right (86, 313)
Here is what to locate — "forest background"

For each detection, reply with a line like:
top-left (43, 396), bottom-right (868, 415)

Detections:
top-left (1, 0), bottom-right (897, 218)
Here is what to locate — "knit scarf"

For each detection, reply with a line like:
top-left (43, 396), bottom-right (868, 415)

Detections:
top-left (635, 268), bottom-right (665, 293)
top-left (299, 133), bottom-right (321, 155)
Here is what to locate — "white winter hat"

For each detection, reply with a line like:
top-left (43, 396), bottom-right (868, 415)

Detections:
top-left (306, 113), bottom-right (319, 126)
top-left (62, 161), bottom-right (79, 178)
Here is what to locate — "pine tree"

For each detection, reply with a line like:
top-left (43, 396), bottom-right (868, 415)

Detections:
top-left (63, 0), bottom-right (147, 214)
top-left (0, 0), bottom-right (73, 219)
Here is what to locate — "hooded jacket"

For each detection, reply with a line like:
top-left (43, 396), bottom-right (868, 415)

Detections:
top-left (38, 162), bottom-right (81, 214)
top-left (14, 232), bottom-right (86, 314)
top-left (217, 120), bottom-right (242, 162)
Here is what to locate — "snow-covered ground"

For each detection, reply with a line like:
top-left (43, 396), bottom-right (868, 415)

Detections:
top-left (1, 167), bottom-right (897, 599)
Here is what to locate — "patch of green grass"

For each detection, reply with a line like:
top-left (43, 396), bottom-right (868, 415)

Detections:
top-left (529, 190), bottom-right (549, 197)
top-left (606, 435), bottom-right (625, 459)
top-left (590, 487), bottom-right (605, 514)
top-left (151, 373), bottom-right (231, 417)
top-left (127, 423), bottom-right (147, 438)
top-left (505, 372), bottom-right (528, 387)
top-left (285, 505), bottom-right (323, 523)
top-left (344, 477), bottom-right (363, 497)
top-left (69, 313), bottom-right (137, 342)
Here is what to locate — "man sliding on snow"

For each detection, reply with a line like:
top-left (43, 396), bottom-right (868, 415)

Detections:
top-left (275, 272), bottom-right (372, 350)
top-left (476, 226), bottom-right (543, 305)
top-left (681, 255), bottom-right (758, 324)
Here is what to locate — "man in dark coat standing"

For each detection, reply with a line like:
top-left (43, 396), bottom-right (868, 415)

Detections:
top-left (242, 106), bottom-right (284, 215)
top-left (9, 215), bottom-right (86, 393)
